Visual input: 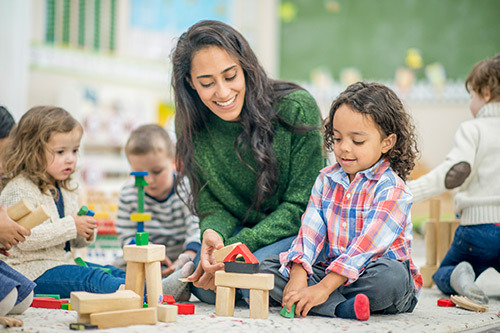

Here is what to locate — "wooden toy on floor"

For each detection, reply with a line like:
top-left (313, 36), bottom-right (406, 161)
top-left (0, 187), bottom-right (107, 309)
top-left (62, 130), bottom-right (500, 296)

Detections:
top-left (213, 242), bottom-right (242, 263)
top-left (0, 316), bottom-right (23, 327)
top-left (420, 199), bottom-right (460, 288)
top-left (7, 199), bottom-right (50, 230)
top-left (214, 244), bottom-right (274, 319)
top-left (90, 307), bottom-right (157, 329)
top-left (450, 295), bottom-right (488, 312)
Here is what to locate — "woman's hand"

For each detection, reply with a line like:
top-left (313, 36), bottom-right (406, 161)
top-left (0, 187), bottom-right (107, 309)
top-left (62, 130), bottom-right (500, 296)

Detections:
top-left (188, 229), bottom-right (225, 290)
top-left (0, 205), bottom-right (31, 251)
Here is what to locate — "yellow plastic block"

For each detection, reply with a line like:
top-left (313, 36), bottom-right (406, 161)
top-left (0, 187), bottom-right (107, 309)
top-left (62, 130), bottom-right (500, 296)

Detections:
top-left (130, 213), bottom-right (151, 222)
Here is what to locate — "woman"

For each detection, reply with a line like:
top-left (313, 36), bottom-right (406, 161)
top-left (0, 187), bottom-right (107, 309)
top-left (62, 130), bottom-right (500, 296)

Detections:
top-left (172, 20), bottom-right (325, 303)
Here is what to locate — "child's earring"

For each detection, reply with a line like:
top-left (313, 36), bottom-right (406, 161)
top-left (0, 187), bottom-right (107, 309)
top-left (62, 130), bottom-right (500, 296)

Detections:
top-left (382, 134), bottom-right (397, 154)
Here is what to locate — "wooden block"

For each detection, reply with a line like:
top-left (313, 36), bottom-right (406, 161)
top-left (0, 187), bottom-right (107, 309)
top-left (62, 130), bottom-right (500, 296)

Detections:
top-left (7, 199), bottom-right (33, 221)
top-left (130, 213), bottom-right (151, 222)
top-left (70, 290), bottom-right (142, 314)
top-left (145, 261), bottom-right (162, 307)
top-left (420, 265), bottom-right (438, 288)
top-left (450, 295), bottom-right (488, 312)
top-left (424, 220), bottom-right (437, 266)
top-left (125, 262), bottom-right (145, 298)
top-left (215, 271), bottom-right (274, 290)
top-left (224, 261), bottom-right (259, 274)
top-left (123, 244), bottom-right (165, 263)
top-left (215, 286), bottom-right (235, 317)
top-left (77, 313), bottom-right (90, 324)
top-left (90, 307), bottom-right (157, 329)
top-left (224, 244), bottom-right (259, 264)
top-left (249, 289), bottom-right (269, 319)
top-left (157, 304), bottom-right (177, 322)
top-left (17, 205), bottom-right (50, 230)
top-left (213, 242), bottom-right (242, 263)
top-left (437, 222), bottom-right (451, 264)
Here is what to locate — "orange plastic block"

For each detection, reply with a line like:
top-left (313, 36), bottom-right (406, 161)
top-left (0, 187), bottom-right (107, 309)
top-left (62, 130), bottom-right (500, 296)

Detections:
top-left (162, 294), bottom-right (175, 304)
top-left (223, 244), bottom-right (258, 264)
top-left (31, 297), bottom-right (69, 309)
top-left (174, 302), bottom-right (195, 315)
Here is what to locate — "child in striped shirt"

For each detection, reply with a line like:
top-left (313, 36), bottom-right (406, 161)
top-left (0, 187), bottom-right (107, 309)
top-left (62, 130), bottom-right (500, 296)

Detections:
top-left (115, 124), bottom-right (201, 300)
top-left (261, 82), bottom-right (422, 321)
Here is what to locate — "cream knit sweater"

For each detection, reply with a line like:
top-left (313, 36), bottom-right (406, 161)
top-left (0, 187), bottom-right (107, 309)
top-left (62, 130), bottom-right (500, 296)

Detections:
top-left (0, 175), bottom-right (93, 280)
top-left (408, 102), bottom-right (500, 225)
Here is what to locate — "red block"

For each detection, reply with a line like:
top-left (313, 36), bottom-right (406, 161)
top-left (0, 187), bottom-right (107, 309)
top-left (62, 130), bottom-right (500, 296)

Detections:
top-left (174, 302), bottom-right (195, 315)
top-left (223, 244), bottom-right (259, 264)
top-left (437, 298), bottom-right (456, 307)
top-left (31, 297), bottom-right (69, 309)
top-left (162, 294), bottom-right (175, 304)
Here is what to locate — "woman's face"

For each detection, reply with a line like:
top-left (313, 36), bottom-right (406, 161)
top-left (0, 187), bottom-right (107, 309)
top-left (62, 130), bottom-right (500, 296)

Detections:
top-left (188, 46), bottom-right (246, 122)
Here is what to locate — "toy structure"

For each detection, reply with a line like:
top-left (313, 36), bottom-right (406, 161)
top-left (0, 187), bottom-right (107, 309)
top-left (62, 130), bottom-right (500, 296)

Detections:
top-left (68, 172), bottom-right (178, 329)
top-left (421, 199), bottom-right (460, 288)
top-left (214, 243), bottom-right (274, 319)
top-left (7, 199), bottom-right (50, 230)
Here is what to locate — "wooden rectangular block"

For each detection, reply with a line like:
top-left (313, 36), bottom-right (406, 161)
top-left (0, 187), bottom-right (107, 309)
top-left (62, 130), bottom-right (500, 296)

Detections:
top-left (157, 304), bottom-right (177, 322)
top-left (90, 307), bottom-right (157, 329)
top-left (420, 264), bottom-right (438, 288)
top-left (70, 290), bottom-right (142, 314)
top-left (7, 199), bottom-right (33, 221)
top-left (123, 244), bottom-right (165, 263)
top-left (215, 286), bottom-right (235, 317)
top-left (249, 289), bottom-right (269, 319)
top-left (424, 220), bottom-right (437, 266)
top-left (213, 242), bottom-right (242, 263)
top-left (78, 313), bottom-right (91, 324)
top-left (17, 205), bottom-right (50, 230)
top-left (125, 262), bottom-right (145, 298)
top-left (215, 271), bottom-right (274, 290)
top-left (145, 261), bottom-right (162, 307)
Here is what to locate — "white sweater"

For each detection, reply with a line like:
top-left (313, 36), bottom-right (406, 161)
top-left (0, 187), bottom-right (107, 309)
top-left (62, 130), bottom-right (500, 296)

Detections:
top-left (408, 102), bottom-right (500, 225)
top-left (0, 175), bottom-right (93, 280)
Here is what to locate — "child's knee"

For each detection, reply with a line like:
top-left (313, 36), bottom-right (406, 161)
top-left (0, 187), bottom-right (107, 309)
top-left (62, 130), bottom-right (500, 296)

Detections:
top-left (259, 255), bottom-right (281, 273)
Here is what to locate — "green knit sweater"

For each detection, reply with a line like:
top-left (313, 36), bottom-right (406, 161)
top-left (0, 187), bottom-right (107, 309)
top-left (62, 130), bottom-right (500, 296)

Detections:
top-left (194, 89), bottom-right (326, 252)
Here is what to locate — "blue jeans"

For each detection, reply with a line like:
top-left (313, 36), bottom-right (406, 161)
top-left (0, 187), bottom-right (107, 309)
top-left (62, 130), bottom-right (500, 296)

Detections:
top-left (34, 262), bottom-right (126, 298)
top-left (433, 224), bottom-right (500, 294)
top-left (191, 235), bottom-right (296, 304)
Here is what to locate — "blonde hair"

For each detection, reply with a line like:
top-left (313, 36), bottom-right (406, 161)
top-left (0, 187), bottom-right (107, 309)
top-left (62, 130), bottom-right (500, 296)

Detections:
top-left (1, 106), bottom-right (82, 196)
top-left (125, 124), bottom-right (174, 158)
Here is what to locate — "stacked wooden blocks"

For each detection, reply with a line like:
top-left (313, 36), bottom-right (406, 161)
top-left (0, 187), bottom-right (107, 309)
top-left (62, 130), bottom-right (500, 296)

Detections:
top-left (7, 199), bottom-right (50, 230)
top-left (214, 243), bottom-right (274, 319)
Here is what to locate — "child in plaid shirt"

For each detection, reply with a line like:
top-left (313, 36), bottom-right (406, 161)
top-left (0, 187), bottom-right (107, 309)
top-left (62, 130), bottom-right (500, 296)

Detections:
top-left (261, 82), bottom-right (422, 321)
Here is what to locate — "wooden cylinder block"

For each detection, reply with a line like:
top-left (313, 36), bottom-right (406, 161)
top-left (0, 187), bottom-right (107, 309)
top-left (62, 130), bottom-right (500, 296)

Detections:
top-left (7, 199), bottom-right (33, 221)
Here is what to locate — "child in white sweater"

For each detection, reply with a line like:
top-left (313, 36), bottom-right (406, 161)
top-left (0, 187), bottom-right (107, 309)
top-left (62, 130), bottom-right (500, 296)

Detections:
top-left (0, 106), bottom-right (125, 298)
top-left (408, 54), bottom-right (500, 304)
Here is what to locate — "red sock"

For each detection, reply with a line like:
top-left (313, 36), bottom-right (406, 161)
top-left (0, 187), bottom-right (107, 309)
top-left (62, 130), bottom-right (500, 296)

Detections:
top-left (354, 294), bottom-right (370, 321)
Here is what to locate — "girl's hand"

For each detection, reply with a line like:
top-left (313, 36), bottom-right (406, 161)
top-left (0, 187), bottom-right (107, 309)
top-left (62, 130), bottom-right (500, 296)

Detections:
top-left (72, 212), bottom-right (97, 240)
top-left (189, 229), bottom-right (225, 290)
top-left (0, 205), bottom-right (31, 250)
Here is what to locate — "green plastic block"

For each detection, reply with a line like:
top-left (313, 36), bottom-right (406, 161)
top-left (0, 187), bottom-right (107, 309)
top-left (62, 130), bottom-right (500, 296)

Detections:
top-left (61, 303), bottom-right (71, 310)
top-left (35, 294), bottom-right (60, 300)
top-left (143, 303), bottom-right (148, 308)
top-left (136, 232), bottom-right (149, 246)
top-left (77, 206), bottom-right (89, 216)
top-left (280, 304), bottom-right (295, 318)
top-left (74, 257), bottom-right (88, 267)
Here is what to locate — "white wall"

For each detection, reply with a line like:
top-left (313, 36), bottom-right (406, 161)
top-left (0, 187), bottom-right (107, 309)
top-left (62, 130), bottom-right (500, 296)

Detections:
top-left (0, 0), bottom-right (31, 119)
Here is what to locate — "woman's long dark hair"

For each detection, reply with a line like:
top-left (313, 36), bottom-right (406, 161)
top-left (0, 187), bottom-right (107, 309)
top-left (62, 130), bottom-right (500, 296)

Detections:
top-left (171, 20), bottom-right (305, 215)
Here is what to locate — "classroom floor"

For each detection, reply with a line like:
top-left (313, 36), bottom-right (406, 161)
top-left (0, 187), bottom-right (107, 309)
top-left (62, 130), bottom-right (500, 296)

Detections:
top-left (4, 234), bottom-right (500, 333)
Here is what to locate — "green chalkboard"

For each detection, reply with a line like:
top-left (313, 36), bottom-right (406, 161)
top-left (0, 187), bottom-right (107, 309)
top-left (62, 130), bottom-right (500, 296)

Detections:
top-left (279, 0), bottom-right (500, 81)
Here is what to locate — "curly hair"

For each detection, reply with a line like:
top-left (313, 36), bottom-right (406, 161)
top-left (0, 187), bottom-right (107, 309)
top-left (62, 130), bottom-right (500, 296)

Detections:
top-left (465, 53), bottom-right (500, 101)
top-left (171, 20), bottom-right (307, 215)
top-left (323, 82), bottom-right (418, 181)
top-left (1, 106), bottom-right (82, 197)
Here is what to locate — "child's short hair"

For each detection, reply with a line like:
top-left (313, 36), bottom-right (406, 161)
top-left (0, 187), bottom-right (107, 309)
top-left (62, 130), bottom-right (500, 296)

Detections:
top-left (324, 82), bottom-right (418, 181)
top-left (465, 54), bottom-right (500, 101)
top-left (125, 124), bottom-right (174, 158)
top-left (1, 106), bottom-right (82, 195)
top-left (0, 106), bottom-right (15, 139)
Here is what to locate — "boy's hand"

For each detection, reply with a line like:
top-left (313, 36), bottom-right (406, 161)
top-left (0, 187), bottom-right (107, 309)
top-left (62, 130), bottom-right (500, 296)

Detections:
top-left (72, 212), bottom-right (97, 240)
top-left (282, 262), bottom-right (308, 312)
top-left (283, 283), bottom-right (331, 317)
top-left (0, 205), bottom-right (31, 251)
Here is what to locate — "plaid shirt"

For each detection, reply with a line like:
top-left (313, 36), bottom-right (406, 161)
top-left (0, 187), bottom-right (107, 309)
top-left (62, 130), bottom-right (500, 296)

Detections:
top-left (279, 159), bottom-right (423, 293)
